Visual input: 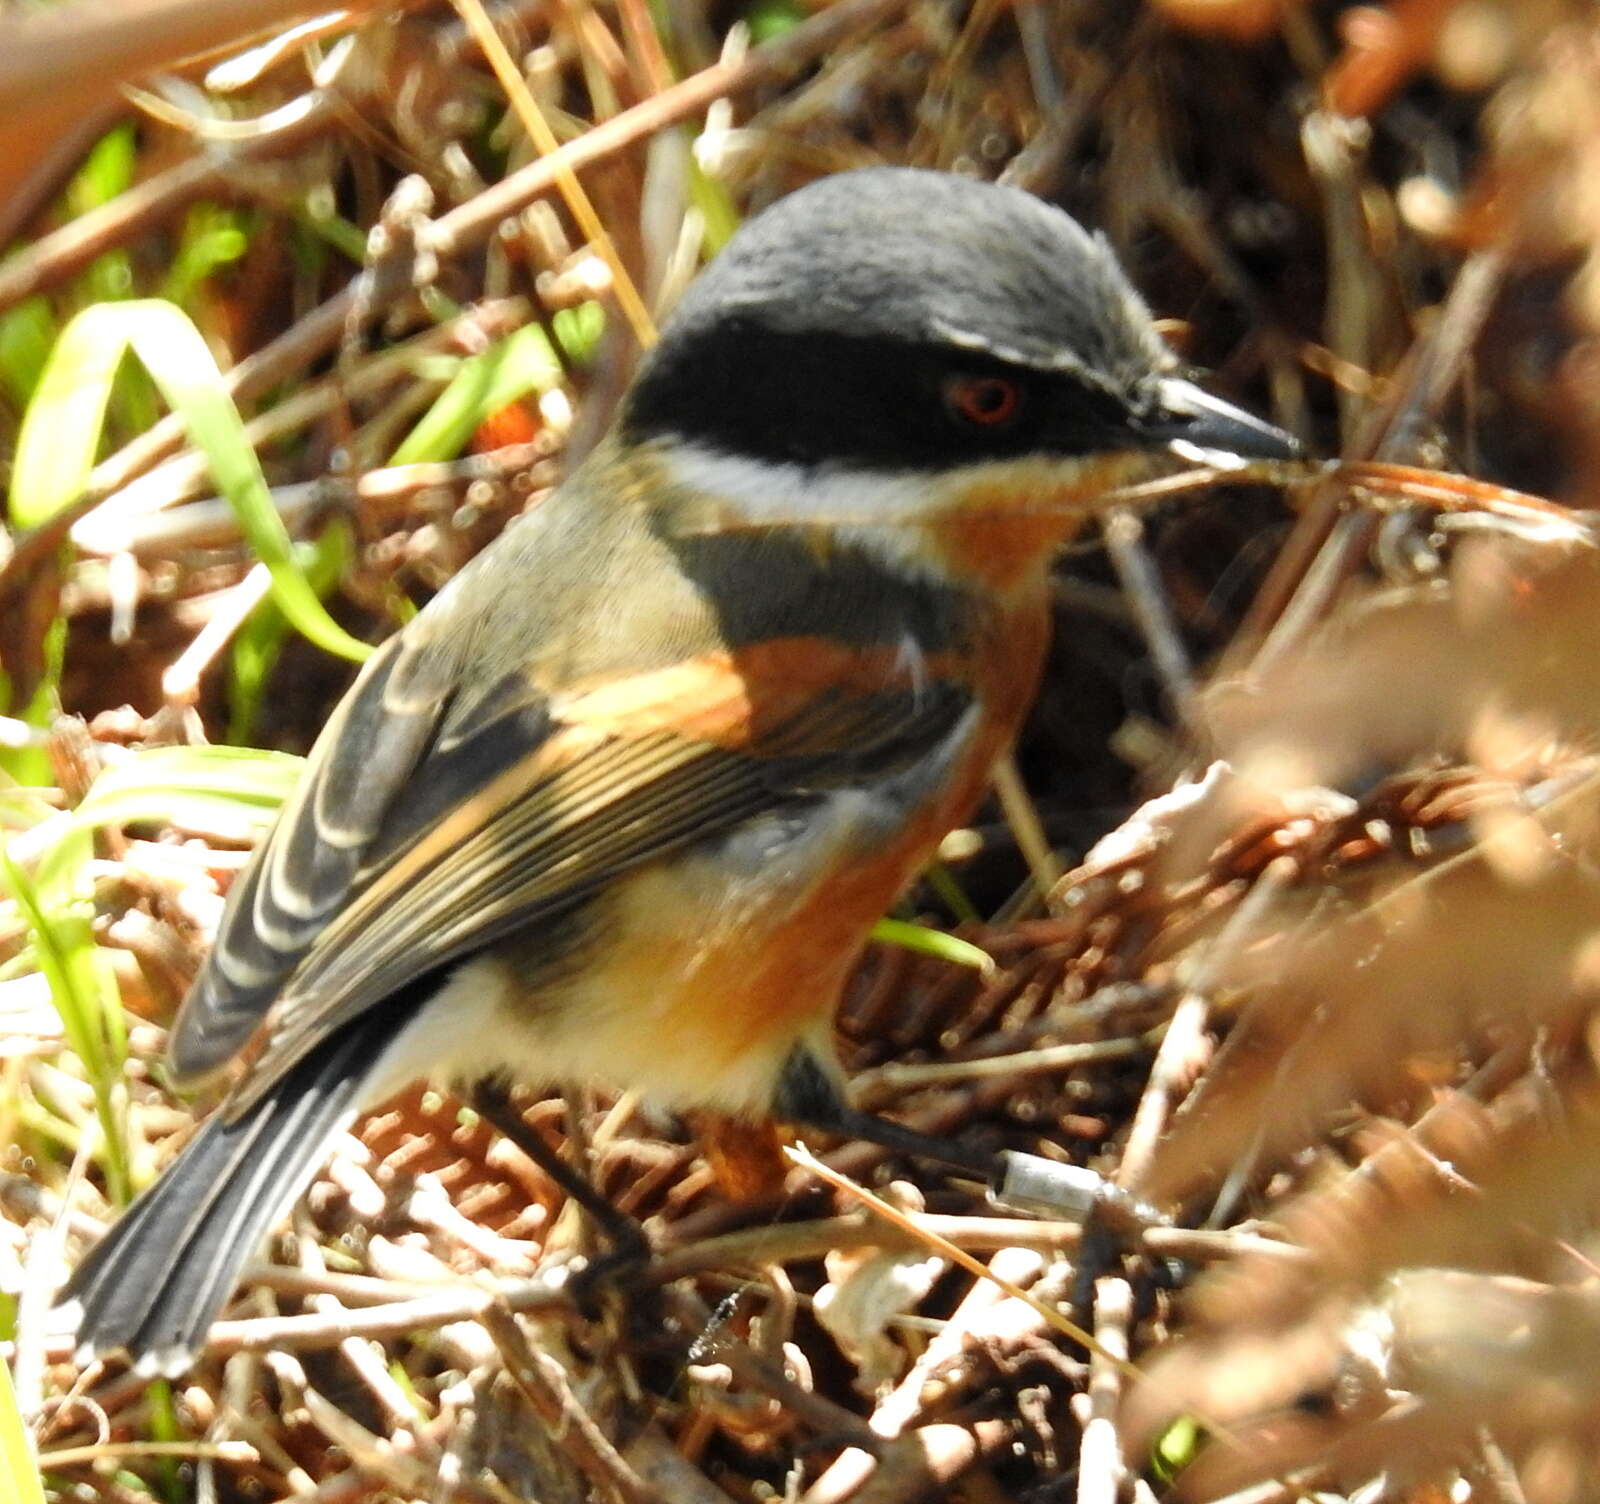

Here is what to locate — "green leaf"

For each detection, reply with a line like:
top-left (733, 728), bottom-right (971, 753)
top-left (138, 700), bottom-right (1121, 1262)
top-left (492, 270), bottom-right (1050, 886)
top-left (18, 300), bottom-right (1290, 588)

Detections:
top-left (687, 154), bottom-right (741, 255)
top-left (925, 861), bottom-right (980, 924)
top-left (870, 918), bottom-right (995, 978)
top-left (0, 1352), bottom-right (45, 1504)
top-left (1150, 1415), bottom-right (1204, 1485)
top-left (0, 846), bottom-right (130, 1204)
top-left (0, 616), bottom-right (64, 783)
top-left (10, 311), bottom-right (124, 530)
top-left (297, 189), bottom-right (369, 264)
top-left (144, 1379), bottom-right (184, 1500)
top-left (228, 526), bottom-right (354, 744)
top-left (390, 322), bottom-right (561, 464)
top-left (65, 129), bottom-right (146, 440)
top-left (11, 299), bottom-right (370, 663)
top-left (17, 746), bottom-right (303, 872)
top-left (2, 745), bottom-right (299, 1203)
top-left (0, 298), bottom-right (58, 413)
top-left (77, 741), bottom-right (301, 811)
top-left (745, 0), bottom-right (806, 44)
top-left (552, 301), bottom-right (605, 364)
top-left (66, 125), bottom-right (137, 215)
top-left (161, 205), bottom-right (251, 308)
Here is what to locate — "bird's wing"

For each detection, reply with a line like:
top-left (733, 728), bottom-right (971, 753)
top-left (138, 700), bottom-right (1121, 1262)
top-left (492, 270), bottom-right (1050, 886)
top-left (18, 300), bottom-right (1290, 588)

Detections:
top-left (171, 613), bottom-right (976, 1107)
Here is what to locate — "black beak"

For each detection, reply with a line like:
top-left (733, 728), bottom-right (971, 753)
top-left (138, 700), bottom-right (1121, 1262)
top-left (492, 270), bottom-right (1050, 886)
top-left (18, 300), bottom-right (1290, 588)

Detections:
top-left (1138, 377), bottom-right (1301, 464)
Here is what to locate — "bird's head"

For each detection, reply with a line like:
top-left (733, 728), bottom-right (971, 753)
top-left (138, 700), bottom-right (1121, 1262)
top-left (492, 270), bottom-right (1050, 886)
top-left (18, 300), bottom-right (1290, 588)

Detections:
top-left (619, 167), bottom-right (1298, 589)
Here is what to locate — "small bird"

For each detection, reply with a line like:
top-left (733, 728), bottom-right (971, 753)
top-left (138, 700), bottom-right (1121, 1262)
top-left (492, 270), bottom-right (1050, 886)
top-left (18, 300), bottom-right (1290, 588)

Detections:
top-left (58, 167), bottom-right (1296, 1374)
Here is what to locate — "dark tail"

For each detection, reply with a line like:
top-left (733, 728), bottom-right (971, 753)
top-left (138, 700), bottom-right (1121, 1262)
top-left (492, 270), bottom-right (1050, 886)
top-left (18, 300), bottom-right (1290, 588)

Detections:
top-left (59, 1014), bottom-right (389, 1376)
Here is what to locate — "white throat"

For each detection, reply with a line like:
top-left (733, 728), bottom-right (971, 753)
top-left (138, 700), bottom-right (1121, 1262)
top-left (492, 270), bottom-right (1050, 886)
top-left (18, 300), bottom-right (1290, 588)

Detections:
top-left (657, 440), bottom-right (952, 578)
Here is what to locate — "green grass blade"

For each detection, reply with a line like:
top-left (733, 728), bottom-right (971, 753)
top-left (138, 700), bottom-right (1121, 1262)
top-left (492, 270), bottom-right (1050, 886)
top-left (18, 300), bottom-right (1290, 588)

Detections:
top-left (72, 742), bottom-right (301, 820)
top-left (161, 205), bottom-right (251, 308)
top-left (66, 125), bottom-right (136, 216)
top-left (389, 322), bottom-right (561, 464)
top-left (1, 744), bottom-right (303, 1218)
top-left (745, 0), bottom-right (807, 43)
top-left (228, 525), bottom-right (353, 744)
top-left (925, 861), bottom-right (981, 924)
top-left (0, 1353), bottom-right (46, 1504)
top-left (870, 917), bottom-right (996, 979)
top-left (12, 300), bottom-right (370, 663)
top-left (687, 154), bottom-right (741, 254)
top-left (143, 1379), bottom-right (184, 1501)
top-left (552, 301), bottom-right (604, 363)
top-left (8, 306), bottom-right (126, 530)
top-left (0, 298), bottom-right (59, 414)
top-left (0, 847), bottom-right (130, 1204)
top-left (17, 746), bottom-right (302, 877)
top-left (0, 618), bottom-right (64, 783)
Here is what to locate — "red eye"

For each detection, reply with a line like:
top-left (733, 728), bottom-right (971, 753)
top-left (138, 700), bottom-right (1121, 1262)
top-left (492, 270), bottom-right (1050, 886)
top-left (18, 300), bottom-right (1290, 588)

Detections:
top-left (944, 374), bottom-right (1023, 428)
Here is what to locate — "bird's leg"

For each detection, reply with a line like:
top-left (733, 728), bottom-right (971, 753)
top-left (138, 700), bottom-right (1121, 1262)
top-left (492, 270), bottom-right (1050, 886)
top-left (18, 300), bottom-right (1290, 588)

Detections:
top-left (801, 1102), bottom-right (999, 1179)
top-left (469, 1078), bottom-right (650, 1265)
top-left (772, 1049), bottom-right (1169, 1235)
top-left (772, 1047), bottom-right (997, 1179)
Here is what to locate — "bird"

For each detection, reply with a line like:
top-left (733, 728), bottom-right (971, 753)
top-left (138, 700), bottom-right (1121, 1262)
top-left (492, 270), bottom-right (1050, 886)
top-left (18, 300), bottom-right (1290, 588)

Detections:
top-left (56, 165), bottom-right (1298, 1375)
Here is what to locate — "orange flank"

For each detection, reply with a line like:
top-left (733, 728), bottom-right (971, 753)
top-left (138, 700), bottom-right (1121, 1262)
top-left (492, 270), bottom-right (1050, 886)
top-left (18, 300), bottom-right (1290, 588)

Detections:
top-left (579, 589), bottom-right (1054, 1087)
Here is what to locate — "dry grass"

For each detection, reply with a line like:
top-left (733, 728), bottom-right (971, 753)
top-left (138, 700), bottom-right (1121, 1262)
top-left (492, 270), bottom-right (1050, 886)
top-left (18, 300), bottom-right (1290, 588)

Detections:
top-left (6, 1), bottom-right (1600, 1500)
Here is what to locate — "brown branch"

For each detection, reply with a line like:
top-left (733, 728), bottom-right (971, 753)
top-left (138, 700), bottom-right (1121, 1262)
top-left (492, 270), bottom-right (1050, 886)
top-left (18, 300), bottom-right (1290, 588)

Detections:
top-left (84, 442), bottom-right (554, 559)
top-left (1224, 240), bottom-right (1511, 677)
top-left (1075, 1278), bottom-right (1132, 1504)
top-left (647, 1211), bottom-right (1083, 1285)
top-left (1117, 856), bottom-right (1297, 1198)
top-left (480, 1303), bottom-right (654, 1504)
top-left (806, 1421), bottom-right (1012, 1504)
top-left (805, 1246), bottom-right (1050, 1502)
top-left (705, 1337), bottom-right (881, 1450)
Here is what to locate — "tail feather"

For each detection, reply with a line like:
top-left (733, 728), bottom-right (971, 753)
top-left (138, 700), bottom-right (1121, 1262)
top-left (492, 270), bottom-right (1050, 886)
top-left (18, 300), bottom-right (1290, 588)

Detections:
top-left (59, 1015), bottom-right (385, 1376)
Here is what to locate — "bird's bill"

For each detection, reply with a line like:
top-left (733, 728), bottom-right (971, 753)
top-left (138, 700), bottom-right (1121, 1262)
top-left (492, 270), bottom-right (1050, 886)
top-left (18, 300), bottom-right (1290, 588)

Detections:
top-left (1139, 376), bottom-right (1302, 468)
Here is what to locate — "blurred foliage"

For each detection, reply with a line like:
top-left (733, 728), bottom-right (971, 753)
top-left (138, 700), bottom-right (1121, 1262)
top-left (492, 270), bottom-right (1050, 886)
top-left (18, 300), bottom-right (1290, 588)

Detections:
top-left (0, 0), bottom-right (1598, 1499)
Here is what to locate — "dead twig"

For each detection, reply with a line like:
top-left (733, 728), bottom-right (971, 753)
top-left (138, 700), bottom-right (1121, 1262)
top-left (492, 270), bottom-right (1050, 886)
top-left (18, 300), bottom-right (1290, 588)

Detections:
top-left (1075, 1277), bottom-right (1132, 1504)
top-left (479, 1302), bottom-right (653, 1504)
